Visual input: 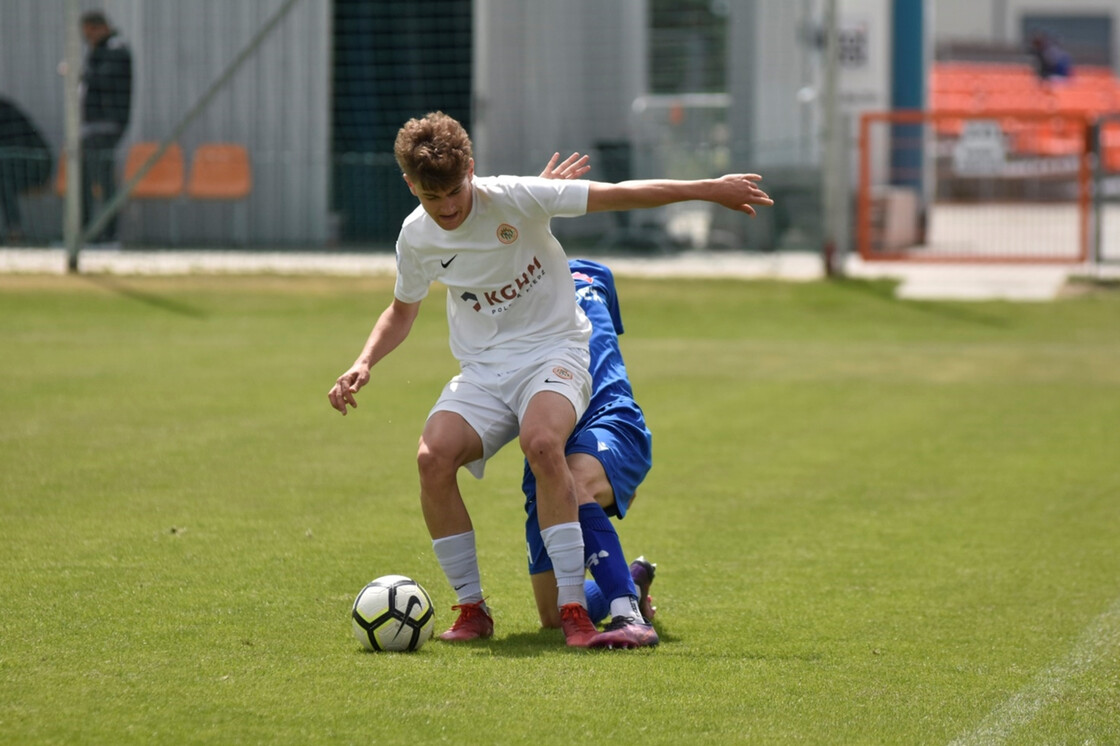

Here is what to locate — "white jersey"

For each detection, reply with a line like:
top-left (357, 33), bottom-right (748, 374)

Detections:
top-left (395, 175), bottom-right (592, 366)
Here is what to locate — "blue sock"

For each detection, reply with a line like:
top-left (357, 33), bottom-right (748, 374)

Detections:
top-left (584, 579), bottom-right (608, 624)
top-left (579, 502), bottom-right (637, 611)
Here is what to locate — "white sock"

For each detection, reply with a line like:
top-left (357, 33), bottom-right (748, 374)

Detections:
top-left (540, 521), bottom-right (587, 608)
top-left (610, 595), bottom-right (644, 621)
top-left (432, 530), bottom-right (483, 604)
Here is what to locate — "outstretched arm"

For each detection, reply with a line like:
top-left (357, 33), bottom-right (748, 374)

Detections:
top-left (538, 152), bottom-right (772, 216)
top-left (586, 174), bottom-right (773, 216)
top-left (328, 298), bottom-right (421, 415)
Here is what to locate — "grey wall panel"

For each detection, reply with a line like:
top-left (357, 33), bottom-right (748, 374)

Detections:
top-left (0, 0), bottom-right (330, 246)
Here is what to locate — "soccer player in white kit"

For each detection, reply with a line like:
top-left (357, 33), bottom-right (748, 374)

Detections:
top-left (328, 111), bottom-right (772, 647)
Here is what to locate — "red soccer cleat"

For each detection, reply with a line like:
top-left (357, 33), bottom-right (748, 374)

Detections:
top-left (438, 601), bottom-right (494, 642)
top-left (559, 603), bottom-right (602, 647)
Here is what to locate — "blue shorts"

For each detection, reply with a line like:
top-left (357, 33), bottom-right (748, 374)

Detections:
top-left (524, 399), bottom-right (652, 574)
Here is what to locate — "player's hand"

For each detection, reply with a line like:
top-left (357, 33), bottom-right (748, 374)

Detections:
top-left (713, 173), bottom-right (774, 216)
top-left (328, 364), bottom-right (370, 415)
top-left (540, 152), bottom-right (591, 181)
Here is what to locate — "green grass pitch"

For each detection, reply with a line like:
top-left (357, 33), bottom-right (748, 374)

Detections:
top-left (1, 271), bottom-right (1118, 744)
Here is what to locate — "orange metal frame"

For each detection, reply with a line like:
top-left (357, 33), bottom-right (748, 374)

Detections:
top-left (857, 110), bottom-right (1092, 263)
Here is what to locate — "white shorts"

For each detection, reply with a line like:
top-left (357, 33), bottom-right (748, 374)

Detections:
top-left (429, 347), bottom-right (592, 479)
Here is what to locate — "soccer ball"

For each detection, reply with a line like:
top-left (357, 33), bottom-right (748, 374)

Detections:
top-left (351, 575), bottom-right (435, 652)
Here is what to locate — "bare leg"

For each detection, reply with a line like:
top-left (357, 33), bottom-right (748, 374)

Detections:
top-left (417, 411), bottom-right (496, 640)
top-left (519, 391), bottom-right (579, 530)
top-left (417, 410), bottom-right (483, 539)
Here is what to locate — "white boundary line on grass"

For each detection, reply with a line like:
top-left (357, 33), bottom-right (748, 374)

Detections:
top-left (948, 594), bottom-right (1120, 745)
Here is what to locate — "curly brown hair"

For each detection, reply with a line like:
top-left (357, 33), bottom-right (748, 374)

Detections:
top-left (394, 111), bottom-right (473, 193)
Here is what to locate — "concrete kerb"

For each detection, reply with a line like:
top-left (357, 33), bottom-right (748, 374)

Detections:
top-left (3, 248), bottom-right (1116, 301)
top-left (0, 248), bottom-right (827, 281)
top-left (843, 256), bottom-right (1074, 302)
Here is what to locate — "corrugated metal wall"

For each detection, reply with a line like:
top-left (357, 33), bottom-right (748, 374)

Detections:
top-left (5, 1), bottom-right (1119, 252)
top-left (0, 0), bottom-right (330, 246)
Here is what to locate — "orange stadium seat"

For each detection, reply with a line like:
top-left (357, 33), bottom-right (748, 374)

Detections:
top-left (123, 142), bottom-right (184, 198)
top-left (1015, 118), bottom-right (1085, 157)
top-left (931, 62), bottom-right (1120, 158)
top-left (1052, 86), bottom-right (1111, 117)
top-left (187, 143), bottom-right (252, 200)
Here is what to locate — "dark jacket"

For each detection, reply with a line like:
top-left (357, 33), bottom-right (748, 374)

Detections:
top-left (82, 31), bottom-right (132, 137)
top-left (0, 97), bottom-right (52, 190)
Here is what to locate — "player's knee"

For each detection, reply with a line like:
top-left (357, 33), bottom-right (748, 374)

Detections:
top-left (519, 428), bottom-right (565, 468)
top-left (416, 438), bottom-right (459, 482)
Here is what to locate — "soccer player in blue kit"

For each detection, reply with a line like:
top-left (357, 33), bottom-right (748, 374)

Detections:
top-left (328, 112), bottom-right (772, 649)
top-left (523, 256), bottom-right (659, 648)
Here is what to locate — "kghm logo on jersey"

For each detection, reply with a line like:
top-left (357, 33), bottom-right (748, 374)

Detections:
top-left (459, 256), bottom-right (545, 314)
top-left (460, 291), bottom-right (482, 312)
top-left (497, 223), bottom-right (519, 244)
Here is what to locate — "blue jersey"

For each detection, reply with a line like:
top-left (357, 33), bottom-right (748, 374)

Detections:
top-left (567, 259), bottom-right (645, 446)
top-left (522, 260), bottom-right (652, 521)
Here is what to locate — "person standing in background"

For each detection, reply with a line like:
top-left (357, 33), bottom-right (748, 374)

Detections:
top-left (0, 97), bottom-right (52, 244)
top-left (79, 10), bottom-right (132, 244)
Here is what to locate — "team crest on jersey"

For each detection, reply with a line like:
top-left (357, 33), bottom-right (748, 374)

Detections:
top-left (497, 223), bottom-right (519, 244)
top-left (551, 366), bottom-right (574, 380)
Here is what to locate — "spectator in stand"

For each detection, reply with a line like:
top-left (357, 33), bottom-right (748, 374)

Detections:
top-left (1029, 32), bottom-right (1073, 82)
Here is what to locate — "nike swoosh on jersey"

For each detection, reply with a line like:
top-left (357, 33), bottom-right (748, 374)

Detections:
top-left (440, 255), bottom-right (458, 268)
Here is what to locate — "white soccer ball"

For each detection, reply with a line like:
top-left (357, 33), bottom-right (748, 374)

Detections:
top-left (351, 575), bottom-right (435, 652)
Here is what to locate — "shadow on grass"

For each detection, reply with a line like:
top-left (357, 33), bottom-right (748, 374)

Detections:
top-left (830, 277), bottom-right (1011, 329)
top-left (82, 274), bottom-right (209, 319)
